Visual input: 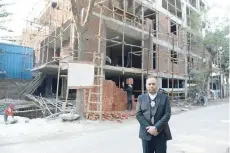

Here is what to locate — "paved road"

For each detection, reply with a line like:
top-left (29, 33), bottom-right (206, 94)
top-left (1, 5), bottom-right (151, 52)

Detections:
top-left (1, 103), bottom-right (229, 153)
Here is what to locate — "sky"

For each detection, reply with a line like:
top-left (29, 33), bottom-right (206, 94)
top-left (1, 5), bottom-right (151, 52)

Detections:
top-left (0, 0), bottom-right (46, 39)
top-left (0, 0), bottom-right (229, 40)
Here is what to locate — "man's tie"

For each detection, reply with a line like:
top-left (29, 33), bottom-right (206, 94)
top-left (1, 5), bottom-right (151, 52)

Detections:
top-left (150, 98), bottom-right (156, 125)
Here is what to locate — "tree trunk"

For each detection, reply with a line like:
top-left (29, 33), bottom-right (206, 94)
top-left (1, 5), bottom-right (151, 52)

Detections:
top-left (203, 55), bottom-right (213, 89)
top-left (76, 31), bottom-right (85, 118)
top-left (226, 75), bottom-right (229, 97)
top-left (198, 55), bottom-right (214, 103)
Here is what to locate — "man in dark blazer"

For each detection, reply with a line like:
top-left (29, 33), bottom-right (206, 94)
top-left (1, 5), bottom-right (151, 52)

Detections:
top-left (125, 84), bottom-right (133, 110)
top-left (136, 76), bottom-right (172, 153)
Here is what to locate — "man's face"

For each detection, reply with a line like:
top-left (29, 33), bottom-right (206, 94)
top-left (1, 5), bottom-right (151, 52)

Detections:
top-left (146, 78), bottom-right (157, 93)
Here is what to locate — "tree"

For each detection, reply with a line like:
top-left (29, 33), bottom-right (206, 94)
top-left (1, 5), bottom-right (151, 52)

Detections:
top-left (0, 0), bottom-right (12, 32)
top-left (187, 9), bottom-right (229, 102)
top-left (218, 26), bottom-right (229, 97)
top-left (70, 0), bottom-right (97, 118)
top-left (203, 21), bottom-right (229, 98)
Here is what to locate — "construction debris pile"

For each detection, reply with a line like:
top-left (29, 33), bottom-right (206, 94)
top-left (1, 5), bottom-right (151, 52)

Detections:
top-left (87, 111), bottom-right (136, 122)
top-left (0, 77), bottom-right (137, 122)
top-left (24, 94), bottom-right (74, 117)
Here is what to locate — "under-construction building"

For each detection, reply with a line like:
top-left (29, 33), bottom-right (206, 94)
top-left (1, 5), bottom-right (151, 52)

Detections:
top-left (22, 0), bottom-right (209, 103)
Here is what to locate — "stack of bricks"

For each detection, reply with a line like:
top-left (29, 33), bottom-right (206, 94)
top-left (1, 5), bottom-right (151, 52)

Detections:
top-left (84, 80), bottom-right (142, 121)
top-left (102, 80), bottom-right (116, 111)
top-left (112, 87), bottom-right (127, 111)
top-left (132, 95), bottom-right (137, 111)
top-left (84, 80), bottom-right (128, 113)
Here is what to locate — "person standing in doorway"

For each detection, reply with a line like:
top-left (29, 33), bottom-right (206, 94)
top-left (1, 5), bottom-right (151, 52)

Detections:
top-left (126, 84), bottom-right (133, 110)
top-left (136, 76), bottom-right (172, 153)
top-left (122, 81), bottom-right (133, 111)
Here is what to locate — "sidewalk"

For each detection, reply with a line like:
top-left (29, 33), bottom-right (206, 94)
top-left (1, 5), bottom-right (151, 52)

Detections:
top-left (171, 98), bottom-right (229, 115)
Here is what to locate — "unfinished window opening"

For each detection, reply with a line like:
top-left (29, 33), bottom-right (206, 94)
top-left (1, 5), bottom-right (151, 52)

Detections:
top-left (34, 76), bottom-right (61, 98)
top-left (179, 80), bottom-right (184, 88)
top-left (191, 34), bottom-right (197, 51)
top-left (162, 0), bottom-right (167, 10)
top-left (106, 44), bottom-right (142, 69)
top-left (168, 79), bottom-right (177, 88)
top-left (106, 28), bottom-right (142, 69)
top-left (112, 0), bottom-right (140, 23)
top-left (120, 0), bottom-right (134, 13)
top-left (187, 32), bottom-right (191, 50)
top-left (188, 56), bottom-right (194, 68)
top-left (134, 2), bottom-right (142, 15)
top-left (55, 48), bottom-right (60, 57)
top-left (187, 7), bottom-right (199, 29)
top-left (200, 1), bottom-right (205, 11)
top-left (186, 6), bottom-right (191, 27)
top-left (189, 0), bottom-right (197, 8)
top-left (170, 20), bottom-right (177, 35)
top-left (168, 0), bottom-right (176, 15)
top-left (144, 9), bottom-right (157, 35)
top-left (174, 80), bottom-right (178, 88)
top-left (162, 79), bottom-right (184, 89)
top-left (162, 78), bottom-right (168, 88)
top-left (176, 0), bottom-right (182, 18)
top-left (144, 9), bottom-right (156, 20)
top-left (213, 59), bottom-right (218, 65)
top-left (171, 50), bottom-right (178, 64)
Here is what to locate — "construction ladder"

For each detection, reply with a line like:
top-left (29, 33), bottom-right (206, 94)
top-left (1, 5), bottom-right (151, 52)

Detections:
top-left (86, 52), bottom-right (104, 120)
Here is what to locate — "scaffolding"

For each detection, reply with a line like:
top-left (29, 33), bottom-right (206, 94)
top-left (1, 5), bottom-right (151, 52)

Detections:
top-left (23, 0), bottom-right (206, 118)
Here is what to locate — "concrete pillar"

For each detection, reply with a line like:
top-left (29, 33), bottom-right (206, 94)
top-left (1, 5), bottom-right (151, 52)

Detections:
top-left (207, 78), bottom-right (211, 99)
top-left (61, 78), bottom-right (67, 99)
top-left (197, 0), bottom-right (200, 11)
top-left (220, 73), bottom-right (224, 98)
top-left (181, 2), bottom-right (187, 27)
top-left (184, 79), bottom-right (188, 98)
top-left (45, 76), bottom-right (53, 97)
top-left (47, 48), bottom-right (53, 62)
top-left (143, 19), bottom-right (153, 71)
top-left (157, 77), bottom-right (162, 88)
top-left (43, 46), bottom-right (47, 64)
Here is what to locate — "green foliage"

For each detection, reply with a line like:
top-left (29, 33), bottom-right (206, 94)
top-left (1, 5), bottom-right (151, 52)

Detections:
top-left (0, 0), bottom-right (12, 32)
top-left (189, 12), bottom-right (202, 30)
top-left (204, 25), bottom-right (229, 55)
top-left (188, 8), bottom-right (208, 32)
top-left (187, 8), bottom-right (229, 99)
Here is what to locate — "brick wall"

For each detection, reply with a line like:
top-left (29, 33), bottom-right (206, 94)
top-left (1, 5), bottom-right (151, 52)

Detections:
top-left (158, 13), bottom-right (184, 49)
top-left (158, 13), bottom-right (169, 42)
top-left (55, 15), bottom-right (107, 63)
top-left (157, 45), bottom-right (185, 75)
top-left (84, 80), bottom-right (127, 112)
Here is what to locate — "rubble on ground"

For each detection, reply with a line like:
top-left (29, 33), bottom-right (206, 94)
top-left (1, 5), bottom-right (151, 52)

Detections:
top-left (87, 111), bottom-right (136, 122)
top-left (60, 113), bottom-right (80, 122)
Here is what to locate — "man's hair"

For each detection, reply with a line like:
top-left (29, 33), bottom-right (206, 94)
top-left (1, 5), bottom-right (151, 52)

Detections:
top-left (146, 75), bottom-right (157, 81)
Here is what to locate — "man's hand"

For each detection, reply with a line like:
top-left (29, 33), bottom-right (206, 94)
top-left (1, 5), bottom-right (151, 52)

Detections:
top-left (146, 126), bottom-right (159, 136)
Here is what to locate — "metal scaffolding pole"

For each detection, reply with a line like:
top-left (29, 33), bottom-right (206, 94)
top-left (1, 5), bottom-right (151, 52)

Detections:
top-left (141, 4), bottom-right (145, 93)
top-left (171, 36), bottom-right (175, 101)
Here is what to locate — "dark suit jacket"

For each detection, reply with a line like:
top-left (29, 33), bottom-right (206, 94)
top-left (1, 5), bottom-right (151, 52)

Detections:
top-left (136, 92), bottom-right (172, 141)
top-left (125, 86), bottom-right (133, 100)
